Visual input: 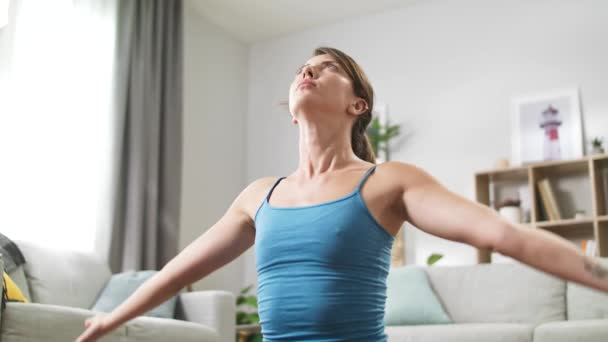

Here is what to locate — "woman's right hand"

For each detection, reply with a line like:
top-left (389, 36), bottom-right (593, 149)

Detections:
top-left (75, 314), bottom-right (111, 342)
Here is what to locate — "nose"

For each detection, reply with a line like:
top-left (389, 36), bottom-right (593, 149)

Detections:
top-left (300, 65), bottom-right (315, 80)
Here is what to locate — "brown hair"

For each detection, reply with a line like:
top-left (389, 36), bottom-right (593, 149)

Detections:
top-left (311, 47), bottom-right (376, 164)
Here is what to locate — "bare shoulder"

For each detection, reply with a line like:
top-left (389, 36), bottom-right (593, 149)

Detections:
top-left (243, 176), bottom-right (278, 191)
top-left (372, 161), bottom-right (441, 226)
top-left (378, 160), bottom-right (428, 173)
top-left (375, 160), bottom-right (435, 191)
top-left (233, 176), bottom-right (279, 222)
top-left (246, 176), bottom-right (279, 197)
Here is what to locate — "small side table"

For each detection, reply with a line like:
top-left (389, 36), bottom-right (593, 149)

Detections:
top-left (236, 323), bottom-right (261, 342)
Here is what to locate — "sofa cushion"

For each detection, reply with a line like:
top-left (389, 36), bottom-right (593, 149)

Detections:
top-left (124, 315), bottom-right (220, 342)
top-left (1, 302), bottom-right (220, 342)
top-left (0, 302), bottom-right (127, 342)
top-left (92, 270), bottom-right (177, 318)
top-left (566, 257), bottom-right (608, 320)
top-left (426, 261), bottom-right (565, 324)
top-left (385, 323), bottom-right (534, 342)
top-left (17, 240), bottom-right (111, 309)
top-left (533, 319), bottom-right (608, 342)
top-left (384, 266), bottom-right (451, 325)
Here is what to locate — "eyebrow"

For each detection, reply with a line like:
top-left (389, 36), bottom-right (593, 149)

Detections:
top-left (296, 60), bottom-right (339, 73)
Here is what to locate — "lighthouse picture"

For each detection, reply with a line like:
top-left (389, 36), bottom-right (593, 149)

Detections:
top-left (540, 105), bottom-right (562, 161)
top-left (511, 88), bottom-right (583, 166)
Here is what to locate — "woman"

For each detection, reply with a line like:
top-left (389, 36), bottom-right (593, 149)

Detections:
top-left (76, 47), bottom-right (608, 342)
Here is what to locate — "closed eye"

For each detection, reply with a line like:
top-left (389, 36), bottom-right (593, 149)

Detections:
top-left (295, 61), bottom-right (340, 75)
top-left (321, 61), bottom-right (338, 70)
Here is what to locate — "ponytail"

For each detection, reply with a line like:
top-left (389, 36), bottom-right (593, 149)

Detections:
top-left (351, 115), bottom-right (376, 164)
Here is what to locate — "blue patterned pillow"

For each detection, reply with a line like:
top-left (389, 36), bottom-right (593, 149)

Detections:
top-left (384, 266), bottom-right (452, 325)
top-left (92, 270), bottom-right (177, 318)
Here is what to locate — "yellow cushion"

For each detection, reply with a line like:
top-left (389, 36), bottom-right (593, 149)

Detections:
top-left (3, 272), bottom-right (28, 303)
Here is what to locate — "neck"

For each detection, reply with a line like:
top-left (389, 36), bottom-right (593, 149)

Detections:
top-left (295, 119), bottom-right (358, 179)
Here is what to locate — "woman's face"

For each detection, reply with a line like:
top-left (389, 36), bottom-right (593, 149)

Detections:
top-left (288, 54), bottom-right (358, 121)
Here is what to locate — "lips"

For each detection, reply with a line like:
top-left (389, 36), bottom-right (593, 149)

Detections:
top-left (297, 80), bottom-right (316, 89)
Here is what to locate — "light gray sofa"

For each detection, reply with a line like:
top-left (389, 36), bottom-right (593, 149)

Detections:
top-left (385, 258), bottom-right (608, 342)
top-left (0, 240), bottom-right (236, 342)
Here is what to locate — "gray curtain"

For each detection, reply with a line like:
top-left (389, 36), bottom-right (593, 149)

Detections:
top-left (109, 0), bottom-right (183, 272)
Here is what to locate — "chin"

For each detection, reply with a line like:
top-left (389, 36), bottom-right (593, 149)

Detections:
top-left (291, 98), bottom-right (335, 116)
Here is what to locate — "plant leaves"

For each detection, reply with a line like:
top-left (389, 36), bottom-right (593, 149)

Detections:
top-left (237, 296), bottom-right (258, 308)
top-left (240, 284), bottom-right (253, 295)
top-left (243, 296), bottom-right (258, 307)
top-left (236, 312), bottom-right (248, 324)
top-left (246, 313), bottom-right (260, 323)
top-left (427, 253), bottom-right (443, 266)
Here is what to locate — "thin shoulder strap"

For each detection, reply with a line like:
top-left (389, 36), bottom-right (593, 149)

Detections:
top-left (265, 176), bottom-right (286, 202)
top-left (356, 164), bottom-right (377, 191)
top-left (254, 176), bottom-right (286, 224)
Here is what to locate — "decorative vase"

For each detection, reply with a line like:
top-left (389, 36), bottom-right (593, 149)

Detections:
top-left (498, 206), bottom-right (522, 224)
top-left (591, 146), bottom-right (605, 155)
top-left (494, 158), bottom-right (510, 169)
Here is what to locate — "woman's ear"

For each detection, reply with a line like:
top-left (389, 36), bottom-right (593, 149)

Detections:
top-left (348, 98), bottom-right (368, 116)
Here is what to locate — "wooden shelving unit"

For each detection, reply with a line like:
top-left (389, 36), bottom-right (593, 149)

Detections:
top-left (474, 153), bottom-right (608, 263)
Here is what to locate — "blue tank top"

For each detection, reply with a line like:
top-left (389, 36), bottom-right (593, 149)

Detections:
top-left (254, 164), bottom-right (395, 341)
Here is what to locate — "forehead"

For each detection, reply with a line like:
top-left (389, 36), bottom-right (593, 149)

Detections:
top-left (302, 54), bottom-right (336, 65)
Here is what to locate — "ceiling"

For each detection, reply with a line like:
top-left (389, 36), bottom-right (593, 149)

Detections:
top-left (186, 0), bottom-right (421, 44)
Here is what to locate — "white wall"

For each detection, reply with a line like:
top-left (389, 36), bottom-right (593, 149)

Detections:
top-left (181, 0), bottom-right (248, 294)
top-left (244, 0), bottom-right (608, 287)
top-left (0, 0), bottom-right (15, 99)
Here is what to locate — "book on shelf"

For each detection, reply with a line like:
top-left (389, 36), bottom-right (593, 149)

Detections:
top-left (538, 180), bottom-right (555, 220)
top-left (603, 168), bottom-right (608, 214)
top-left (582, 239), bottom-right (596, 257)
top-left (536, 202), bottom-right (549, 222)
top-left (543, 178), bottom-right (562, 220)
top-left (536, 178), bottom-right (562, 221)
top-left (537, 179), bottom-right (554, 220)
top-left (536, 179), bottom-right (550, 220)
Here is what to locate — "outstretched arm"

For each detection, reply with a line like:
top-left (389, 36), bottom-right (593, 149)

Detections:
top-left (75, 177), bottom-right (271, 342)
top-left (498, 221), bottom-right (608, 292)
top-left (391, 161), bottom-right (608, 293)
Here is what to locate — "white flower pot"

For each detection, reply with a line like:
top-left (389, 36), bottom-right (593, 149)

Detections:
top-left (498, 206), bottom-right (522, 224)
top-left (591, 146), bottom-right (605, 155)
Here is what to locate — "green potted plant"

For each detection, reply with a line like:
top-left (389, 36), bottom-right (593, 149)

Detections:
top-left (366, 117), bottom-right (401, 162)
top-left (590, 137), bottom-right (605, 154)
top-left (235, 284), bottom-right (262, 342)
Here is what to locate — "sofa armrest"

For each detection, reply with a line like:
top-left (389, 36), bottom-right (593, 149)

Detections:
top-left (0, 255), bottom-right (4, 322)
top-left (176, 290), bottom-right (236, 342)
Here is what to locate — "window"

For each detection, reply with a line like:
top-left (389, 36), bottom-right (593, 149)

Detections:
top-left (0, 0), bottom-right (117, 254)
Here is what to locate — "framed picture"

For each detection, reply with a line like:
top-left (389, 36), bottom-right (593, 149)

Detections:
top-left (511, 87), bottom-right (583, 166)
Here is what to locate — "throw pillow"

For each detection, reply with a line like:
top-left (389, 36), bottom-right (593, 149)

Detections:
top-left (3, 272), bottom-right (29, 303)
top-left (384, 266), bottom-right (452, 325)
top-left (91, 270), bottom-right (176, 318)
